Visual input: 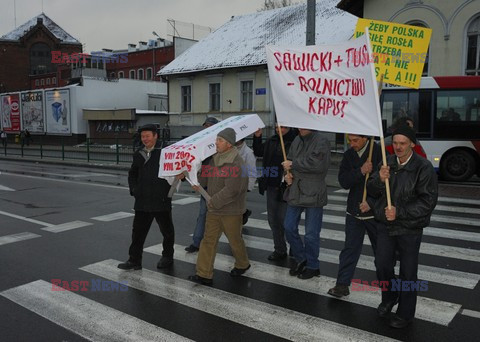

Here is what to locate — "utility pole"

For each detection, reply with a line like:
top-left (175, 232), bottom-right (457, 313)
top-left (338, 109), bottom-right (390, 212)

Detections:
top-left (306, 0), bottom-right (316, 46)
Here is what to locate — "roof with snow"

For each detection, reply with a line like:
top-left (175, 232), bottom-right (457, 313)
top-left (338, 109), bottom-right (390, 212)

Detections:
top-left (159, 0), bottom-right (358, 76)
top-left (0, 13), bottom-right (80, 44)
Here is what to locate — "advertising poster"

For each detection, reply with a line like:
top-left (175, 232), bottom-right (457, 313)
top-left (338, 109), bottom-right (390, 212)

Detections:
top-left (21, 91), bottom-right (45, 133)
top-left (45, 89), bottom-right (71, 134)
top-left (1, 94), bottom-right (21, 132)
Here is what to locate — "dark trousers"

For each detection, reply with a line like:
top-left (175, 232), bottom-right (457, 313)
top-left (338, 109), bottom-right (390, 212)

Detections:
top-left (266, 186), bottom-right (288, 254)
top-left (376, 224), bottom-right (422, 320)
top-left (336, 215), bottom-right (378, 286)
top-left (128, 210), bottom-right (175, 264)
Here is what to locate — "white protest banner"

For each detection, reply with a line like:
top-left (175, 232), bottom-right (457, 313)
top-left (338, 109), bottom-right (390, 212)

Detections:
top-left (159, 114), bottom-right (265, 185)
top-left (266, 33), bottom-right (382, 137)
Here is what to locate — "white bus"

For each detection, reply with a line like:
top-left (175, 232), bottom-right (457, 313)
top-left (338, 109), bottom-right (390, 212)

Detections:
top-left (381, 76), bottom-right (480, 181)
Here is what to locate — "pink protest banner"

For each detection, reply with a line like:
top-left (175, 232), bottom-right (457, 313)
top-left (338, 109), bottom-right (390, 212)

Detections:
top-left (266, 33), bottom-right (383, 137)
top-left (159, 114), bottom-right (265, 185)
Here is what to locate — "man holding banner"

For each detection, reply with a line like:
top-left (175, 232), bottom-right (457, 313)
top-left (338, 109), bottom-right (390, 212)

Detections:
top-left (282, 128), bottom-right (330, 279)
top-left (188, 128), bottom-right (250, 285)
top-left (328, 134), bottom-right (382, 297)
top-left (367, 125), bottom-right (438, 328)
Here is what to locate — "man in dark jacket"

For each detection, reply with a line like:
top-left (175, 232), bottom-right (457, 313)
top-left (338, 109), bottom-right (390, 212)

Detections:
top-left (252, 126), bottom-right (297, 261)
top-left (118, 124), bottom-right (175, 271)
top-left (367, 125), bottom-right (438, 328)
top-left (328, 134), bottom-right (382, 298)
top-left (282, 129), bottom-right (330, 279)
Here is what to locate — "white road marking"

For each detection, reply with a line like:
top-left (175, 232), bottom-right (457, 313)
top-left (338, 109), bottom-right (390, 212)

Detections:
top-left (234, 232), bottom-right (480, 289)
top-left (461, 309), bottom-right (480, 319)
top-left (0, 232), bottom-right (41, 246)
top-left (0, 184), bottom-right (15, 191)
top-left (0, 210), bottom-right (53, 227)
top-left (146, 244), bottom-right (461, 327)
top-left (246, 218), bottom-right (480, 263)
top-left (91, 212), bottom-right (134, 222)
top-left (41, 221), bottom-right (93, 233)
top-left (0, 280), bottom-right (192, 342)
top-left (81, 259), bottom-right (398, 342)
top-left (171, 197), bottom-right (200, 205)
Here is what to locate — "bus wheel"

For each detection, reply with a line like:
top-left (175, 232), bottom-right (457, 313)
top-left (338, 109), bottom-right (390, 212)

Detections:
top-left (440, 150), bottom-right (476, 182)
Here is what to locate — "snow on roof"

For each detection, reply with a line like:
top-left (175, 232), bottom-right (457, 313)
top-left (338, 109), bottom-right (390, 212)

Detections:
top-left (1, 13), bottom-right (80, 44)
top-left (159, 0), bottom-right (358, 76)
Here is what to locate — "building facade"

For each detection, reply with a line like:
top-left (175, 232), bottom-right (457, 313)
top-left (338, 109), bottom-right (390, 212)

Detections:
top-left (0, 14), bottom-right (82, 93)
top-left (337, 0), bottom-right (480, 76)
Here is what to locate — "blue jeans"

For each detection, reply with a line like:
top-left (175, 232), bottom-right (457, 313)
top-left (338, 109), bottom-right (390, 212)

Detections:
top-left (192, 196), bottom-right (207, 247)
top-left (284, 205), bottom-right (323, 270)
top-left (336, 215), bottom-right (378, 286)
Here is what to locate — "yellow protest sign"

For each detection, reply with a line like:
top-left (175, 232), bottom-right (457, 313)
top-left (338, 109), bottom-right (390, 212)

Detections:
top-left (355, 18), bottom-right (432, 89)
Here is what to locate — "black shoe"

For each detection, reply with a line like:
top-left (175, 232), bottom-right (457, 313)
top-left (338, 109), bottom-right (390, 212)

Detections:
top-left (389, 314), bottom-right (412, 329)
top-left (156, 256), bottom-right (173, 269)
top-left (289, 260), bottom-right (306, 276)
top-left (242, 209), bottom-right (252, 225)
top-left (377, 297), bottom-right (399, 318)
top-left (328, 285), bottom-right (350, 297)
top-left (297, 268), bottom-right (320, 279)
top-left (185, 244), bottom-right (199, 253)
top-left (267, 251), bottom-right (287, 261)
top-left (117, 261), bottom-right (142, 270)
top-left (230, 264), bottom-right (251, 276)
top-left (188, 274), bottom-right (213, 286)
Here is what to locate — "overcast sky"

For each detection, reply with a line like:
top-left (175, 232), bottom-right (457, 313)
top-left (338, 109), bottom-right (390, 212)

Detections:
top-left (0, 0), bottom-right (287, 52)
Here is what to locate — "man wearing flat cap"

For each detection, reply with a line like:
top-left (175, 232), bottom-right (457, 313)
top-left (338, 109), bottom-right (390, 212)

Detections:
top-left (367, 125), bottom-right (438, 329)
top-left (189, 127), bottom-right (250, 285)
top-left (118, 124), bottom-right (175, 271)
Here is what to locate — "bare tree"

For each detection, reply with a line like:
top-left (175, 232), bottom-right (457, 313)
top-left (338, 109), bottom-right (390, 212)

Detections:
top-left (259, 0), bottom-right (293, 11)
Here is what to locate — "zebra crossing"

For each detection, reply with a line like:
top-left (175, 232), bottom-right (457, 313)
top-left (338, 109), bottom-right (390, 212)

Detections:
top-left (1, 188), bottom-right (479, 341)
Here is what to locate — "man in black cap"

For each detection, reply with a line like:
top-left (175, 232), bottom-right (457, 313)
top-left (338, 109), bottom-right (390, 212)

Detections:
top-left (367, 125), bottom-right (438, 328)
top-left (118, 123), bottom-right (175, 271)
top-left (184, 116), bottom-right (220, 253)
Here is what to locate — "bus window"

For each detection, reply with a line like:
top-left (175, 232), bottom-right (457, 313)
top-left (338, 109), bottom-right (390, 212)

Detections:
top-left (381, 91), bottom-right (408, 129)
top-left (434, 90), bottom-right (480, 139)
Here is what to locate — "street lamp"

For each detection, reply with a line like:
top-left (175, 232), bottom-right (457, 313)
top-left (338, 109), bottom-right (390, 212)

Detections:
top-left (152, 31), bottom-right (160, 81)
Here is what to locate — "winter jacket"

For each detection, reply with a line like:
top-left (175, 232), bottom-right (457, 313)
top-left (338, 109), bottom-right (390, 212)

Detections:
top-left (367, 152), bottom-right (438, 236)
top-left (252, 128), bottom-right (297, 193)
top-left (128, 142), bottom-right (172, 212)
top-left (199, 147), bottom-right (248, 215)
top-left (286, 131), bottom-right (330, 207)
top-left (338, 140), bottom-right (382, 217)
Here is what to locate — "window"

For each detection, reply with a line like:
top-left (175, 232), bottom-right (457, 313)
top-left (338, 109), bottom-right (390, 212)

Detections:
top-left (40, 79), bottom-right (44, 86)
top-left (466, 16), bottom-right (480, 75)
top-left (30, 43), bottom-right (53, 75)
top-left (240, 80), bottom-right (253, 110)
top-left (52, 77), bottom-right (56, 84)
top-left (35, 79), bottom-right (39, 86)
top-left (209, 83), bottom-right (221, 111)
top-left (46, 78), bottom-right (50, 85)
top-left (118, 71), bottom-right (124, 78)
top-left (407, 21), bottom-right (429, 76)
top-left (181, 85), bottom-right (192, 112)
top-left (146, 68), bottom-right (153, 80)
top-left (138, 69), bottom-right (144, 80)
top-left (129, 70), bottom-right (136, 79)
